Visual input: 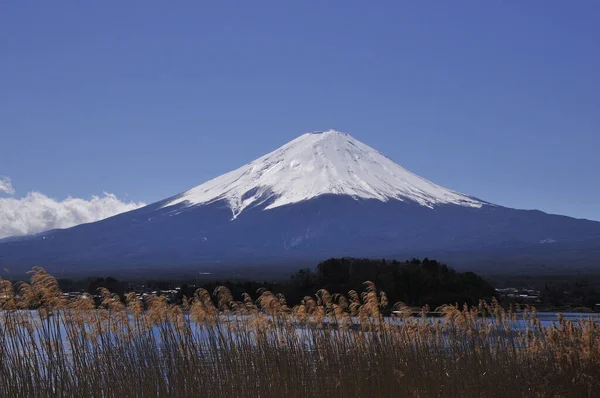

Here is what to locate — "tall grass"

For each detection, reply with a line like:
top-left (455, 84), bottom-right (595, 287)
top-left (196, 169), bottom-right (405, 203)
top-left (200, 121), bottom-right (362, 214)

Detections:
top-left (0, 267), bottom-right (599, 397)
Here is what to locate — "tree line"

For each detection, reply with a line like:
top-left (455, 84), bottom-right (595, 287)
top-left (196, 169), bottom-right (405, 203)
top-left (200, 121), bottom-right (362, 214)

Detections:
top-left (70, 258), bottom-right (497, 308)
top-left (175, 258), bottom-right (496, 308)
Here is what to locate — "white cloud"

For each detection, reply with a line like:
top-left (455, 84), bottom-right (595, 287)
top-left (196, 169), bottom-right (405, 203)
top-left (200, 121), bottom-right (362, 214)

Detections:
top-left (0, 191), bottom-right (145, 239)
top-left (0, 176), bottom-right (15, 195)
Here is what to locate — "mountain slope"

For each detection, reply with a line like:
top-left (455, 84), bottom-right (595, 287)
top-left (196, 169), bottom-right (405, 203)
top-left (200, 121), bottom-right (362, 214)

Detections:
top-left (163, 130), bottom-right (483, 218)
top-left (1, 130), bottom-right (599, 276)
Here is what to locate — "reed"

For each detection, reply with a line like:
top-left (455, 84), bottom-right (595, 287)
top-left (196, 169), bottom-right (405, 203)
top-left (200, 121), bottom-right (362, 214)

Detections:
top-left (0, 267), bottom-right (599, 397)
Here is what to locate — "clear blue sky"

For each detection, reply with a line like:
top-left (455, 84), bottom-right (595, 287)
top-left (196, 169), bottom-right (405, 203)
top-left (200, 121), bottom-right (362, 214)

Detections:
top-left (1, 1), bottom-right (599, 220)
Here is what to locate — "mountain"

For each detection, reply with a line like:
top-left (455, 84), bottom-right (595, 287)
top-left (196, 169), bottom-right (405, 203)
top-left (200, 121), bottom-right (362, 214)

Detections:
top-left (1, 130), bottom-right (600, 277)
top-left (163, 130), bottom-right (484, 218)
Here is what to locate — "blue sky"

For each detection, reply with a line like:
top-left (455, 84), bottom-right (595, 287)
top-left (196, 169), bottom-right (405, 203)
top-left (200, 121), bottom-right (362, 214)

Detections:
top-left (1, 0), bottom-right (599, 234)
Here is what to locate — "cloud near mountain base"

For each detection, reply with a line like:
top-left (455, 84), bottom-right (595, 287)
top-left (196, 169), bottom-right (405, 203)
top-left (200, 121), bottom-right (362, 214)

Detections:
top-left (0, 191), bottom-right (145, 239)
top-left (0, 176), bottom-right (15, 195)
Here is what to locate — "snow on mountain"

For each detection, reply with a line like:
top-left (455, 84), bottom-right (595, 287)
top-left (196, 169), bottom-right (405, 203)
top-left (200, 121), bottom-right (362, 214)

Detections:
top-left (163, 130), bottom-right (484, 219)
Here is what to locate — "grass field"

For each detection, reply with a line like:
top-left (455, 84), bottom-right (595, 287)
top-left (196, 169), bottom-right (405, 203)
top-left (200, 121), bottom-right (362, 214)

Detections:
top-left (0, 267), bottom-right (599, 397)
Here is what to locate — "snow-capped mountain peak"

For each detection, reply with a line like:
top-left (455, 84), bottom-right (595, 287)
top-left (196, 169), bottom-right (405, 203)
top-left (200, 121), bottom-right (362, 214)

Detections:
top-left (163, 130), bottom-right (483, 218)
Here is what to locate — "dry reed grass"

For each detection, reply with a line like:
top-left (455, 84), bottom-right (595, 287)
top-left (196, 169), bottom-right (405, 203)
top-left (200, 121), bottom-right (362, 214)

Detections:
top-left (0, 267), bottom-right (599, 397)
